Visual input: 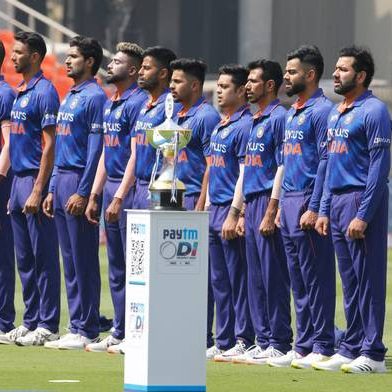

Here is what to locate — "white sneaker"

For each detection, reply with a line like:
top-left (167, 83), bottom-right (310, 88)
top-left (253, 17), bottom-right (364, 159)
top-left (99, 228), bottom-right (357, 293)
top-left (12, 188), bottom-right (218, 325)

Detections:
top-left (267, 350), bottom-right (303, 368)
top-left (206, 345), bottom-right (224, 360)
top-left (214, 340), bottom-right (247, 362)
top-left (341, 355), bottom-right (387, 374)
top-left (0, 330), bottom-right (10, 345)
top-left (58, 334), bottom-right (100, 350)
top-left (291, 352), bottom-right (330, 369)
top-left (247, 346), bottom-right (285, 365)
top-left (15, 327), bottom-right (59, 346)
top-left (107, 340), bottom-right (125, 354)
top-left (44, 333), bottom-right (77, 349)
top-left (0, 325), bottom-right (31, 344)
top-left (312, 353), bottom-right (353, 371)
top-left (232, 345), bottom-right (265, 364)
top-left (85, 335), bottom-right (121, 352)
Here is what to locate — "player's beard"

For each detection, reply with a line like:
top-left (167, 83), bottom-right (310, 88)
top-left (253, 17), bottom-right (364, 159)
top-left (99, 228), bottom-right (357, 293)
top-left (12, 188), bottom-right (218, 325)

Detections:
top-left (334, 74), bottom-right (357, 95)
top-left (286, 80), bottom-right (306, 97)
top-left (106, 72), bottom-right (127, 84)
top-left (138, 73), bottom-right (159, 92)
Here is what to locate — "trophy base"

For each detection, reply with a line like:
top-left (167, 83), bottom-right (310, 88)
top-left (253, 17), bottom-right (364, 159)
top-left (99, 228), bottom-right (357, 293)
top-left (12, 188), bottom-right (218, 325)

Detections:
top-left (149, 189), bottom-right (185, 211)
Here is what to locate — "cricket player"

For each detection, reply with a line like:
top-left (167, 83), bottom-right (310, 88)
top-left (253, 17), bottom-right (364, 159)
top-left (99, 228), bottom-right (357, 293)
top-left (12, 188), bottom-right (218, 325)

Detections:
top-left (0, 40), bottom-right (16, 342)
top-left (133, 46), bottom-right (177, 209)
top-left (234, 59), bottom-right (292, 364)
top-left (1, 32), bottom-right (60, 346)
top-left (43, 36), bottom-right (107, 350)
top-left (313, 46), bottom-right (391, 373)
top-left (206, 65), bottom-right (254, 361)
top-left (84, 42), bottom-right (147, 352)
top-left (268, 46), bottom-right (336, 368)
top-left (170, 58), bottom-right (220, 349)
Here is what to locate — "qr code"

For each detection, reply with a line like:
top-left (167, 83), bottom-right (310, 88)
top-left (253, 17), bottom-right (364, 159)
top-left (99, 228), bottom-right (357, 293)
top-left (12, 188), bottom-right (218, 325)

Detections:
top-left (129, 239), bottom-right (145, 275)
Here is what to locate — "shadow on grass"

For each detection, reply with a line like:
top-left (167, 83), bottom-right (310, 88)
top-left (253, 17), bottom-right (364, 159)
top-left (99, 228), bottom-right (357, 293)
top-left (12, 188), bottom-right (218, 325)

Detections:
top-left (385, 355), bottom-right (392, 370)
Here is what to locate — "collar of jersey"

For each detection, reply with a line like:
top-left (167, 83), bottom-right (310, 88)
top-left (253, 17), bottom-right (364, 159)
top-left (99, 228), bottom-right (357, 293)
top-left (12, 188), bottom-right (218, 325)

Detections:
top-left (17, 70), bottom-right (43, 92)
top-left (349, 89), bottom-right (373, 108)
top-left (145, 88), bottom-right (170, 111)
top-left (111, 82), bottom-right (139, 102)
top-left (221, 104), bottom-right (250, 126)
top-left (177, 96), bottom-right (206, 118)
top-left (292, 88), bottom-right (324, 110)
top-left (71, 77), bottom-right (97, 93)
top-left (253, 98), bottom-right (280, 119)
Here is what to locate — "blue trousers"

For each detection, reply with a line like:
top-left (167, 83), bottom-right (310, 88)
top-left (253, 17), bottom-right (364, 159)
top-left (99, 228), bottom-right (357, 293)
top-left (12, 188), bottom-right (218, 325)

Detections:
top-left (209, 203), bottom-right (254, 349)
top-left (9, 172), bottom-right (60, 332)
top-left (331, 187), bottom-right (388, 361)
top-left (245, 193), bottom-right (292, 352)
top-left (0, 172), bottom-right (15, 332)
top-left (103, 178), bottom-right (134, 340)
top-left (280, 191), bottom-right (335, 356)
top-left (184, 194), bottom-right (215, 348)
top-left (54, 169), bottom-right (100, 338)
top-left (133, 180), bottom-right (150, 209)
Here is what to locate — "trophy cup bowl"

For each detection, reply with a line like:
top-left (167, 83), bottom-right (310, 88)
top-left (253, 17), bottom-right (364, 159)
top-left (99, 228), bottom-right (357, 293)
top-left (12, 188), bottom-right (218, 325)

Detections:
top-left (146, 125), bottom-right (192, 210)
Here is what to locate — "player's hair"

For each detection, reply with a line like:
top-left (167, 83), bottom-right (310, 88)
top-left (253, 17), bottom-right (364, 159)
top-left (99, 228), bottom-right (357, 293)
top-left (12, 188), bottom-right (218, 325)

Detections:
top-left (69, 35), bottom-right (103, 76)
top-left (0, 40), bottom-right (5, 67)
top-left (339, 45), bottom-right (375, 88)
top-left (14, 31), bottom-right (47, 61)
top-left (287, 45), bottom-right (324, 81)
top-left (218, 64), bottom-right (249, 88)
top-left (170, 58), bottom-right (207, 84)
top-left (116, 42), bottom-right (144, 68)
top-left (143, 46), bottom-right (177, 79)
top-left (247, 59), bottom-right (283, 93)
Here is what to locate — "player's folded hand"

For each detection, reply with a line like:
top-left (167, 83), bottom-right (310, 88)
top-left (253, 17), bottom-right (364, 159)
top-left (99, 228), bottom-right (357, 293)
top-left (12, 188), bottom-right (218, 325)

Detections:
top-left (235, 216), bottom-right (245, 237)
top-left (65, 193), bottom-right (88, 216)
top-left (347, 217), bottom-right (367, 240)
top-left (105, 197), bottom-right (123, 223)
top-left (274, 208), bottom-right (281, 228)
top-left (222, 213), bottom-right (238, 240)
top-left (259, 214), bottom-right (275, 236)
top-left (85, 195), bottom-right (100, 225)
top-left (42, 193), bottom-right (54, 218)
top-left (315, 216), bottom-right (329, 236)
top-left (299, 210), bottom-right (318, 230)
top-left (23, 189), bottom-right (42, 214)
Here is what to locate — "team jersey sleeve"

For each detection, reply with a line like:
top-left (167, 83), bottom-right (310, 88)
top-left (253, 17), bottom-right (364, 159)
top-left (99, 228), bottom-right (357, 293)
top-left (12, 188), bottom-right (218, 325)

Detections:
top-left (356, 104), bottom-right (391, 222)
top-left (38, 85), bottom-right (59, 129)
top-left (308, 104), bottom-right (331, 212)
top-left (85, 93), bottom-right (106, 134)
top-left (199, 111), bottom-right (220, 157)
top-left (272, 112), bottom-right (285, 165)
top-left (0, 88), bottom-right (15, 122)
top-left (235, 121), bottom-right (250, 164)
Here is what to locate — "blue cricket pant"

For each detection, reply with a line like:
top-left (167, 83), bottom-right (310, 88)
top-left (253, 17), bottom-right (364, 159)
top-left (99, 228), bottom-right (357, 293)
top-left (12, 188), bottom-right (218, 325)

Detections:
top-left (133, 179), bottom-right (150, 209)
top-left (280, 191), bottom-right (335, 356)
top-left (331, 186), bottom-right (388, 361)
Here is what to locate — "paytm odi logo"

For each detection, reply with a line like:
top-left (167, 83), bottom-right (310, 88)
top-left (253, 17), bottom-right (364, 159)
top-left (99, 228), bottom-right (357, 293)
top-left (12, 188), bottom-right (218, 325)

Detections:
top-left (160, 228), bottom-right (198, 260)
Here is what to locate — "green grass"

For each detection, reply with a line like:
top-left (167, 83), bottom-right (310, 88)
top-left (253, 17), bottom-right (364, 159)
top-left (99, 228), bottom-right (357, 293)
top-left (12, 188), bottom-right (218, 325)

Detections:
top-left (0, 247), bottom-right (391, 391)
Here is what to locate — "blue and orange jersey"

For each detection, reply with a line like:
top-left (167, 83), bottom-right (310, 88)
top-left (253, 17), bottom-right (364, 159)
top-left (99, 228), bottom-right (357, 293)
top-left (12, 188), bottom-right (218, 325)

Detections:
top-left (55, 78), bottom-right (106, 169)
top-left (282, 88), bottom-right (333, 192)
top-left (103, 83), bottom-right (147, 178)
top-left (209, 105), bottom-right (252, 204)
top-left (9, 70), bottom-right (59, 173)
top-left (174, 97), bottom-right (220, 196)
top-left (134, 89), bottom-right (180, 182)
top-left (0, 75), bottom-right (16, 151)
top-left (243, 99), bottom-right (286, 201)
top-left (320, 90), bottom-right (391, 221)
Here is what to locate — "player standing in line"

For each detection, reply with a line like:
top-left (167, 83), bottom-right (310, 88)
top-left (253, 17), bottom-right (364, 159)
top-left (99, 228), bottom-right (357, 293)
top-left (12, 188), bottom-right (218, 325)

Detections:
top-left (42, 36), bottom-right (107, 350)
top-left (206, 65), bottom-right (254, 361)
top-left (84, 42), bottom-right (147, 353)
top-left (169, 58), bottom-right (220, 350)
top-left (313, 47), bottom-right (391, 373)
top-left (233, 59), bottom-right (292, 364)
top-left (268, 46), bottom-right (336, 368)
top-left (1, 32), bottom-right (60, 346)
top-left (132, 46), bottom-right (177, 209)
top-left (0, 40), bottom-right (16, 343)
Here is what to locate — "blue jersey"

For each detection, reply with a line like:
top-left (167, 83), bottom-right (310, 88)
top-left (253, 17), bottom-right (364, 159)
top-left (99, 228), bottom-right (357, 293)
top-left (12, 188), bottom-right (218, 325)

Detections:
top-left (134, 90), bottom-right (180, 182)
top-left (283, 88), bottom-right (332, 193)
top-left (55, 78), bottom-right (106, 169)
top-left (209, 105), bottom-right (252, 205)
top-left (103, 84), bottom-right (147, 178)
top-left (175, 97), bottom-right (220, 196)
top-left (320, 90), bottom-right (391, 222)
top-left (243, 100), bottom-right (286, 201)
top-left (9, 71), bottom-right (59, 173)
top-left (0, 76), bottom-right (16, 154)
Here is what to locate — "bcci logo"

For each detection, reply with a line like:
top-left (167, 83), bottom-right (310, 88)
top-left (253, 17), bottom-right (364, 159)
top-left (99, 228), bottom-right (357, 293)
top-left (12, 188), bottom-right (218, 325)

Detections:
top-left (220, 126), bottom-right (232, 139)
top-left (70, 98), bottom-right (78, 110)
top-left (115, 109), bottom-right (122, 119)
top-left (20, 96), bottom-right (29, 108)
top-left (344, 112), bottom-right (354, 125)
top-left (298, 113), bottom-right (306, 125)
top-left (256, 126), bottom-right (265, 138)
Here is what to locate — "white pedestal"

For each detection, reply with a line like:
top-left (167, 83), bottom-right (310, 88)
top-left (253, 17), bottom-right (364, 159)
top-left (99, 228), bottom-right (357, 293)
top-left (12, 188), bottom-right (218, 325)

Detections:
top-left (124, 210), bottom-right (209, 392)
